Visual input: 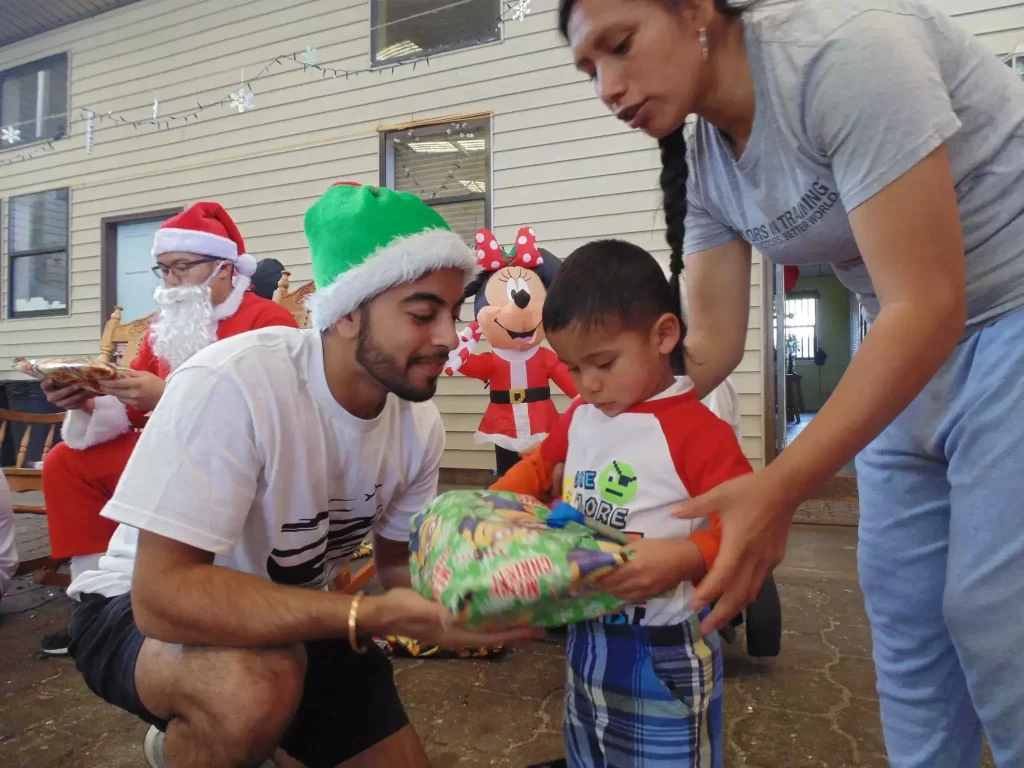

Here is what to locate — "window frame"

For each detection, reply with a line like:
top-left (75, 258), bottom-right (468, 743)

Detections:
top-left (783, 292), bottom-right (819, 361)
top-left (7, 187), bottom-right (71, 320)
top-left (0, 53), bottom-right (70, 151)
top-left (378, 114), bottom-right (492, 232)
top-left (368, 0), bottom-right (502, 67)
top-left (100, 207), bottom-right (185, 325)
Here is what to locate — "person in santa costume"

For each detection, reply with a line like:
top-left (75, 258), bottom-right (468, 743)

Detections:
top-left (37, 201), bottom-right (297, 656)
top-left (445, 226), bottom-right (578, 476)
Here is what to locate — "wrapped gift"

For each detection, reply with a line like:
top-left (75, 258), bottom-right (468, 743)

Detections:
top-left (14, 356), bottom-right (126, 394)
top-left (409, 490), bottom-right (630, 629)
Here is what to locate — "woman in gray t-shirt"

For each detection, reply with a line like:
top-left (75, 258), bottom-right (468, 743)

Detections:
top-left (561, 0), bottom-right (1024, 764)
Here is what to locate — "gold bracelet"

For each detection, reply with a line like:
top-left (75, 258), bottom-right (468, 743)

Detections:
top-left (348, 591), bottom-right (367, 654)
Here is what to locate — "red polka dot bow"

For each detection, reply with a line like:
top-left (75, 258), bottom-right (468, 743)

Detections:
top-left (474, 226), bottom-right (545, 272)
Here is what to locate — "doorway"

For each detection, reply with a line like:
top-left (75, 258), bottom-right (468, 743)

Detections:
top-left (773, 264), bottom-right (863, 477)
top-left (100, 208), bottom-right (182, 324)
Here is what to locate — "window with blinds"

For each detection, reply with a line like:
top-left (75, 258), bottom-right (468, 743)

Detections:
top-left (381, 117), bottom-right (490, 245)
top-left (0, 54), bottom-right (68, 148)
top-left (9, 188), bottom-right (70, 318)
top-left (371, 0), bottom-right (501, 65)
top-left (776, 295), bottom-right (817, 359)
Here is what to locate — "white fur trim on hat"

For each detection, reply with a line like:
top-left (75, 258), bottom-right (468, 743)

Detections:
top-left (306, 229), bottom-right (478, 331)
top-left (61, 395), bottom-right (132, 450)
top-left (152, 230), bottom-right (257, 277)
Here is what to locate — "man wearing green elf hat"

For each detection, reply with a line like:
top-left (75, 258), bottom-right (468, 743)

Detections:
top-left (63, 183), bottom-right (539, 768)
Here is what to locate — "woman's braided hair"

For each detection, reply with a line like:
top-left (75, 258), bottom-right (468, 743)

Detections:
top-left (557, 0), bottom-right (758, 374)
top-left (659, 128), bottom-right (690, 374)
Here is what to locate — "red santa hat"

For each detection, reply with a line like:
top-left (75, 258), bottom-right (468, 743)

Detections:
top-left (151, 202), bottom-right (257, 277)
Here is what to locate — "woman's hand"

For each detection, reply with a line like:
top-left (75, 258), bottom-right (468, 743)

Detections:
top-left (362, 588), bottom-right (544, 650)
top-left (673, 471), bottom-right (796, 635)
top-left (598, 539), bottom-right (707, 603)
top-left (41, 377), bottom-right (96, 411)
top-left (96, 370), bottom-right (166, 412)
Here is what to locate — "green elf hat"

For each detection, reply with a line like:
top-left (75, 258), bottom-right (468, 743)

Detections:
top-left (304, 182), bottom-right (479, 331)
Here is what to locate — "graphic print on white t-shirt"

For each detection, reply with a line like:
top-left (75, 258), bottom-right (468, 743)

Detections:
top-left (267, 482), bottom-right (385, 587)
top-left (550, 378), bottom-right (751, 626)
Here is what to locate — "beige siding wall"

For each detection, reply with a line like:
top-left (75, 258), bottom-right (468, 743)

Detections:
top-left (0, 0), bottom-right (769, 470)
top-left (0, 0), bottom-right (1018, 471)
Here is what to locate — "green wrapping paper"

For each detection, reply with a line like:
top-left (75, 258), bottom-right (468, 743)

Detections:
top-left (409, 490), bottom-right (631, 628)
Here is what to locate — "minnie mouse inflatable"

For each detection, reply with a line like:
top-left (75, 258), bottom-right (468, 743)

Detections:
top-left (445, 226), bottom-right (578, 476)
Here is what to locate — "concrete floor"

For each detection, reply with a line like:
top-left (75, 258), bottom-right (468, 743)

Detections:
top-left (0, 515), bottom-right (991, 767)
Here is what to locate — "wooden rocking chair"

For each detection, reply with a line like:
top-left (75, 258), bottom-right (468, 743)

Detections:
top-left (2, 408), bottom-right (68, 586)
top-left (273, 270), bottom-right (315, 330)
top-left (99, 306), bottom-right (154, 365)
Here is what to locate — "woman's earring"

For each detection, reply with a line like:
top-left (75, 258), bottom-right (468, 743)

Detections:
top-left (699, 27), bottom-right (709, 61)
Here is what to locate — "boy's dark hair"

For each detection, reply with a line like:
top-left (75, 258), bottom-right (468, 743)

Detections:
top-left (542, 239), bottom-right (686, 373)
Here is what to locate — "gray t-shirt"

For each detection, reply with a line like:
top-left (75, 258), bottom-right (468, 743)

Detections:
top-left (684, 0), bottom-right (1024, 333)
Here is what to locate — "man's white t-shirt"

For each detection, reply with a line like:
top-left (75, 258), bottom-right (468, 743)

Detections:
top-left (69, 326), bottom-right (445, 600)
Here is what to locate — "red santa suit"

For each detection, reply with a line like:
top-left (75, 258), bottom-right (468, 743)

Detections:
top-left (459, 345), bottom-right (578, 454)
top-left (41, 284), bottom-right (298, 560)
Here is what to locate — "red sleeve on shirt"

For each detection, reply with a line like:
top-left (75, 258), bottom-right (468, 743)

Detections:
top-left (540, 397), bottom-right (583, 465)
top-left (655, 398), bottom-right (753, 570)
top-left (544, 348), bottom-right (579, 398)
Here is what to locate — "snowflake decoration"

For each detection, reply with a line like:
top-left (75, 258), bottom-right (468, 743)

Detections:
top-left (2, 125), bottom-right (20, 145)
top-left (302, 45), bottom-right (318, 69)
top-left (229, 88), bottom-right (254, 113)
top-left (511, 0), bottom-right (531, 21)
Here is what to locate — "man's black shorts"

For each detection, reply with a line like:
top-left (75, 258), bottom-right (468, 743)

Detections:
top-left (69, 592), bottom-right (410, 768)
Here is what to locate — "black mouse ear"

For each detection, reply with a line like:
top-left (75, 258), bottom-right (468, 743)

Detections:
top-left (534, 249), bottom-right (563, 287)
top-left (462, 273), bottom-right (487, 303)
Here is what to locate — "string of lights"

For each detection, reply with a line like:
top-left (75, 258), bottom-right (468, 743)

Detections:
top-left (0, 0), bottom-right (531, 167)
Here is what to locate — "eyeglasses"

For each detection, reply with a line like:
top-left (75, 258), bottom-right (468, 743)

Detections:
top-left (151, 257), bottom-right (218, 279)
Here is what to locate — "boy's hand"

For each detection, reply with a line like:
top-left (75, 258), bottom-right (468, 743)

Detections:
top-left (598, 539), bottom-right (707, 603)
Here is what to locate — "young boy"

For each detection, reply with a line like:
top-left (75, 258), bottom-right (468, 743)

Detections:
top-left (493, 239), bottom-right (751, 767)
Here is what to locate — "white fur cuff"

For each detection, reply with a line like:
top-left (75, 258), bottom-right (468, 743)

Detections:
top-left (475, 431), bottom-right (547, 454)
top-left (62, 396), bottom-right (133, 450)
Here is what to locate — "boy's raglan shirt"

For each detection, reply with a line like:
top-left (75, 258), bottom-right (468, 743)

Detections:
top-left (492, 378), bottom-right (752, 625)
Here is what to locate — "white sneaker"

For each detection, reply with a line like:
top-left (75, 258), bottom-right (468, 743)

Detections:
top-left (143, 726), bottom-right (167, 768)
top-left (143, 723), bottom-right (277, 767)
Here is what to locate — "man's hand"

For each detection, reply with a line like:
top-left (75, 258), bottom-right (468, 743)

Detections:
top-left (41, 377), bottom-right (96, 412)
top-left (598, 539), bottom-right (707, 603)
top-left (96, 370), bottom-right (165, 412)
top-left (361, 588), bottom-right (543, 650)
top-left (672, 471), bottom-right (793, 635)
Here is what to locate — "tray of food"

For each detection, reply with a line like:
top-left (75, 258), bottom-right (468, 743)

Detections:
top-left (409, 489), bottom-right (632, 629)
top-left (14, 356), bottom-right (128, 394)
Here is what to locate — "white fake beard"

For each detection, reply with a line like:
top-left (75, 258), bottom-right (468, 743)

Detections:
top-left (150, 285), bottom-right (218, 371)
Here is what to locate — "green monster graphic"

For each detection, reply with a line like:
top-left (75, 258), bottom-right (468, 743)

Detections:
top-left (598, 460), bottom-right (639, 505)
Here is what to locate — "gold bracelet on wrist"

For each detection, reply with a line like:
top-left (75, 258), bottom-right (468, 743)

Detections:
top-left (348, 591), bottom-right (367, 654)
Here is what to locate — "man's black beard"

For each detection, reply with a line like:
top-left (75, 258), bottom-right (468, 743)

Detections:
top-left (356, 310), bottom-right (439, 403)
